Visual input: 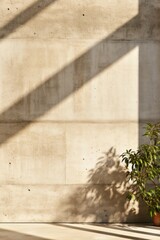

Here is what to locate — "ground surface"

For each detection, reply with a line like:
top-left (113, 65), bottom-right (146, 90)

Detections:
top-left (0, 223), bottom-right (159, 240)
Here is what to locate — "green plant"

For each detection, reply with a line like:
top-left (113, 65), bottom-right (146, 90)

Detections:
top-left (121, 122), bottom-right (160, 217)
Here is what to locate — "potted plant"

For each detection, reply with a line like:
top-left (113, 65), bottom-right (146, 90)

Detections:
top-left (121, 122), bottom-right (160, 225)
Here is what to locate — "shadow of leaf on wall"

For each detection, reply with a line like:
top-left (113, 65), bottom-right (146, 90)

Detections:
top-left (56, 147), bottom-right (150, 223)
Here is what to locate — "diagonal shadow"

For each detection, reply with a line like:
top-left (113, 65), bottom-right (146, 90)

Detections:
top-left (0, 15), bottom-right (138, 145)
top-left (0, 0), bottom-right (159, 224)
top-left (138, 0), bottom-right (160, 144)
top-left (55, 224), bottom-right (150, 240)
top-left (0, 0), bottom-right (57, 39)
top-left (1, 0), bottom-right (159, 147)
top-left (94, 224), bottom-right (160, 237)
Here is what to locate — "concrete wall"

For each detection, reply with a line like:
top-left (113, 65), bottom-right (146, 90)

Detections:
top-left (0, 0), bottom-right (159, 222)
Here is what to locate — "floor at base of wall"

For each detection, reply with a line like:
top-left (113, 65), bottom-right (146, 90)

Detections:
top-left (0, 223), bottom-right (159, 240)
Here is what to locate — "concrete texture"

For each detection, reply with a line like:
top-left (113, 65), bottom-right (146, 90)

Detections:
top-left (65, 123), bottom-right (138, 184)
top-left (0, 39), bottom-right (139, 122)
top-left (0, 183), bottom-right (149, 222)
top-left (0, 224), bottom-right (159, 240)
top-left (0, 123), bottom-right (66, 184)
top-left (0, 0), bottom-right (160, 222)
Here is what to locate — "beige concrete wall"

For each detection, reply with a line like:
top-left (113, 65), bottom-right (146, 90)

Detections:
top-left (0, 0), bottom-right (159, 222)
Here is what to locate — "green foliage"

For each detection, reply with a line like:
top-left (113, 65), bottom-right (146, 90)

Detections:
top-left (121, 123), bottom-right (160, 217)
